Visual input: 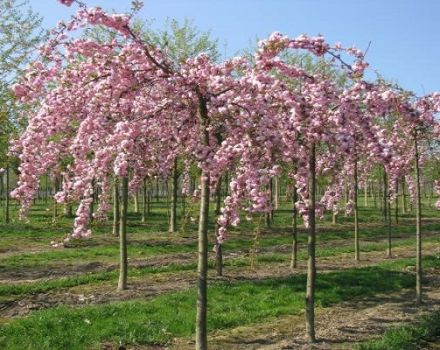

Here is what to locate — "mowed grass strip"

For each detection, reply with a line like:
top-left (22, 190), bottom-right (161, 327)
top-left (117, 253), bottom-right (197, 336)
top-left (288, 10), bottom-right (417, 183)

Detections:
top-left (1, 236), bottom-right (438, 298)
top-left (2, 218), bottom-right (440, 271)
top-left (0, 255), bottom-right (438, 350)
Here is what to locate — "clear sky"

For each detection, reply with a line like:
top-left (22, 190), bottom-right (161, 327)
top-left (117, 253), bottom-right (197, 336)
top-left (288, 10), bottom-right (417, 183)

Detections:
top-left (29, 0), bottom-right (440, 95)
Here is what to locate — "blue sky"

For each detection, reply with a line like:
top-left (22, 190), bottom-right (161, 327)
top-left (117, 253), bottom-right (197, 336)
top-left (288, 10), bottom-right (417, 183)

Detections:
top-left (29, 0), bottom-right (440, 95)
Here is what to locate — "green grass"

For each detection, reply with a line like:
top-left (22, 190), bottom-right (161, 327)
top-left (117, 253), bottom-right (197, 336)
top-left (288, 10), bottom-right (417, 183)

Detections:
top-left (1, 255), bottom-right (438, 350)
top-left (359, 310), bottom-right (440, 350)
top-left (1, 233), bottom-right (438, 299)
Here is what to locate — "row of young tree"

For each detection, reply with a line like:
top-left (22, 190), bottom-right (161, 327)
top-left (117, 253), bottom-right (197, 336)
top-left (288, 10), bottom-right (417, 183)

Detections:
top-left (4, 0), bottom-right (440, 348)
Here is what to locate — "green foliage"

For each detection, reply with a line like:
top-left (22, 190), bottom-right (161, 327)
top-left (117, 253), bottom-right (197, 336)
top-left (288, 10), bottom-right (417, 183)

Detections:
top-left (0, 0), bottom-right (45, 167)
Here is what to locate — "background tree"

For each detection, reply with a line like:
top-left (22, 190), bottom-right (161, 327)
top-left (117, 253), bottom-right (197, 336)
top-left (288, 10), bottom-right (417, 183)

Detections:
top-left (0, 0), bottom-right (45, 223)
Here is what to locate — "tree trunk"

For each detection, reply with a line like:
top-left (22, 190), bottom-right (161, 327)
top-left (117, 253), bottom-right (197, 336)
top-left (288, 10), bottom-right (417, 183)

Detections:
top-left (44, 175), bottom-right (48, 205)
top-left (4, 165), bottom-right (9, 224)
top-left (274, 176), bottom-right (280, 209)
top-left (214, 176), bottom-right (223, 276)
top-left (354, 156), bottom-right (360, 261)
top-left (383, 169), bottom-right (392, 258)
top-left (395, 180), bottom-right (399, 224)
top-left (142, 177), bottom-right (147, 223)
top-left (117, 176), bottom-right (128, 291)
top-left (52, 177), bottom-right (59, 222)
top-left (306, 143), bottom-right (316, 343)
top-left (401, 177), bottom-right (407, 214)
top-left (134, 191), bottom-right (139, 214)
top-left (195, 95), bottom-right (210, 350)
top-left (364, 183), bottom-right (368, 207)
top-left (290, 178), bottom-right (298, 269)
top-left (112, 179), bottom-right (120, 236)
top-left (414, 133), bottom-right (422, 304)
top-left (64, 204), bottom-right (73, 218)
top-left (169, 158), bottom-right (178, 233)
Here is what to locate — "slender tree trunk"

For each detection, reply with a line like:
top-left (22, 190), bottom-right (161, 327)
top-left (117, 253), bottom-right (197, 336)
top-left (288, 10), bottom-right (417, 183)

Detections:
top-left (414, 133), bottom-right (422, 304)
top-left (354, 156), bottom-right (360, 261)
top-left (265, 182), bottom-right (272, 228)
top-left (113, 179), bottom-right (120, 236)
top-left (290, 179), bottom-right (298, 269)
top-left (383, 169), bottom-right (392, 258)
top-left (332, 212), bottom-right (337, 224)
top-left (52, 177), bottom-right (59, 222)
top-left (214, 176), bottom-right (223, 276)
top-left (364, 183), bottom-right (368, 207)
top-left (306, 143), bottom-right (316, 343)
top-left (155, 178), bottom-right (159, 203)
top-left (117, 176), bottom-right (128, 291)
top-left (44, 175), bottom-right (48, 205)
top-left (142, 177), bottom-right (147, 223)
top-left (169, 158), bottom-right (178, 233)
top-left (395, 180), bottom-right (399, 224)
top-left (4, 165), bottom-right (9, 224)
top-left (196, 95), bottom-right (210, 350)
top-left (134, 191), bottom-right (139, 214)
top-left (274, 176), bottom-right (279, 209)
top-left (265, 179), bottom-right (274, 227)
top-left (64, 204), bottom-right (73, 218)
top-left (401, 177), bottom-right (407, 214)
top-left (0, 173), bottom-right (3, 219)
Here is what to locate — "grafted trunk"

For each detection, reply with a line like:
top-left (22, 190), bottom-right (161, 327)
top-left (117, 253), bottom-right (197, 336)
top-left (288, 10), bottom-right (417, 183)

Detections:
top-left (306, 142), bottom-right (316, 343)
top-left (112, 179), bottom-right (120, 236)
top-left (354, 156), bottom-right (360, 261)
top-left (117, 176), bottom-right (128, 291)
top-left (169, 158), bottom-right (178, 233)
top-left (195, 94), bottom-right (210, 350)
top-left (414, 133), bottom-right (422, 304)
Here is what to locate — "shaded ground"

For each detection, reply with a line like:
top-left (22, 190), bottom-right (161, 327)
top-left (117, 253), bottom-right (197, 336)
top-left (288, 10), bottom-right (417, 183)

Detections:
top-left (169, 270), bottom-right (440, 350)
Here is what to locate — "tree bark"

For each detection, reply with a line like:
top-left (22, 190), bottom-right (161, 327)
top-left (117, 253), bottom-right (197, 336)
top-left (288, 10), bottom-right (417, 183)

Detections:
top-left (414, 133), bottom-right (422, 304)
top-left (4, 165), bottom-right (9, 224)
top-left (169, 158), bottom-right (178, 233)
top-left (112, 179), bottom-right (120, 236)
top-left (383, 169), bottom-right (392, 258)
top-left (214, 176), bottom-right (223, 276)
top-left (142, 177), bottom-right (147, 223)
top-left (401, 177), bottom-right (407, 214)
top-left (196, 94), bottom-right (210, 350)
top-left (354, 156), bottom-right (360, 261)
top-left (364, 183), bottom-right (368, 207)
top-left (306, 143), bottom-right (316, 343)
top-left (117, 176), bottom-right (128, 291)
top-left (395, 180), bottom-right (399, 224)
top-left (274, 176), bottom-right (280, 209)
top-left (290, 177), bottom-right (298, 269)
top-left (134, 191), bottom-right (139, 214)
